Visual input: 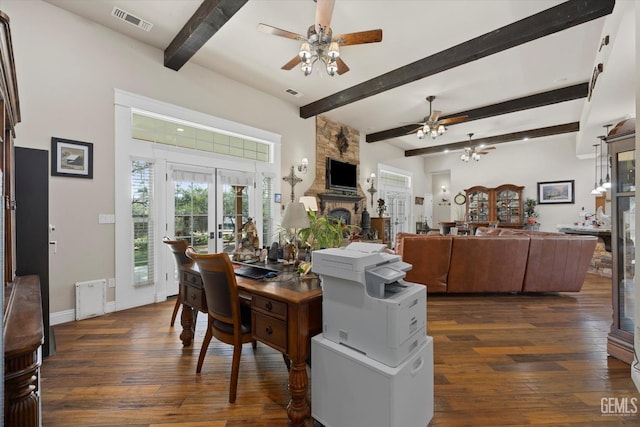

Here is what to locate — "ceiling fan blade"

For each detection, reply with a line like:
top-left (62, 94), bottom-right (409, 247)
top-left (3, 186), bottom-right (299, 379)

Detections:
top-left (480, 146), bottom-right (496, 150)
top-left (281, 55), bottom-right (302, 70)
top-left (333, 29), bottom-right (383, 46)
top-left (257, 23), bottom-right (306, 41)
top-left (429, 110), bottom-right (442, 122)
top-left (336, 57), bottom-right (350, 75)
top-left (405, 125), bottom-right (425, 134)
top-left (438, 115), bottom-right (468, 126)
top-left (315, 0), bottom-right (335, 34)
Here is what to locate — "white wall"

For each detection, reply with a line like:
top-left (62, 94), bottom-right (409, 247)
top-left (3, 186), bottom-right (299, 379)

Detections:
top-left (422, 134), bottom-right (595, 232)
top-left (3, 0), bottom-right (422, 317)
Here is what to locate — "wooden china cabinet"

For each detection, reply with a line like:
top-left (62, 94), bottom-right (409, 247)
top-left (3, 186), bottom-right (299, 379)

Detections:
top-left (465, 184), bottom-right (524, 228)
top-left (606, 119), bottom-right (635, 364)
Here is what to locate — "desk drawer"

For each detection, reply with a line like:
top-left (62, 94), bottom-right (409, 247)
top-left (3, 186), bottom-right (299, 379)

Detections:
top-left (182, 271), bottom-right (202, 287)
top-left (253, 312), bottom-right (287, 353)
top-left (252, 296), bottom-right (287, 321)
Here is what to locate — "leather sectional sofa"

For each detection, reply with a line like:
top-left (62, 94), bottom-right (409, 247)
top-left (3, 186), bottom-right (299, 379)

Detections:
top-left (395, 228), bottom-right (597, 293)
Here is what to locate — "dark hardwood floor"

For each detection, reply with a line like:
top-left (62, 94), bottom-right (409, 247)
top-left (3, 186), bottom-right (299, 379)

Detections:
top-left (41, 274), bottom-right (639, 426)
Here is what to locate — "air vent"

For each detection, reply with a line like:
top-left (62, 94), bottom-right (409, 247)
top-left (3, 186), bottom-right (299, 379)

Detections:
top-left (284, 88), bottom-right (303, 98)
top-left (111, 6), bottom-right (153, 32)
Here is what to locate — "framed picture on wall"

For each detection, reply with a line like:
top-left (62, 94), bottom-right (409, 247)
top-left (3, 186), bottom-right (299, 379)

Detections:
top-left (51, 137), bottom-right (93, 179)
top-left (537, 180), bottom-right (575, 204)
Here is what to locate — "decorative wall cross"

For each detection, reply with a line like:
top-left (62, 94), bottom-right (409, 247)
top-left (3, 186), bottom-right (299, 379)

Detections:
top-left (282, 165), bottom-right (303, 203)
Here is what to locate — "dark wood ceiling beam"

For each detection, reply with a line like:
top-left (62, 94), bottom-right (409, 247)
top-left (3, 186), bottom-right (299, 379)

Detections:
top-left (299, 0), bottom-right (614, 119)
top-left (366, 82), bottom-right (589, 143)
top-left (164, 0), bottom-right (248, 71)
top-left (404, 122), bottom-right (580, 157)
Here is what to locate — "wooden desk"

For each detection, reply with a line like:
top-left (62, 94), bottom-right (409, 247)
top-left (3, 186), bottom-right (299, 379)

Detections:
top-left (179, 265), bottom-right (322, 426)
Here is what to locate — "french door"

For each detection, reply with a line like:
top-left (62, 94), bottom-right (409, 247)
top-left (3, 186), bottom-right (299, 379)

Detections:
top-left (164, 165), bottom-right (255, 296)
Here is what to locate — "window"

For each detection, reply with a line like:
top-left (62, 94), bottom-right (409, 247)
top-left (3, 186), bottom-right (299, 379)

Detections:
top-left (131, 160), bottom-right (154, 286)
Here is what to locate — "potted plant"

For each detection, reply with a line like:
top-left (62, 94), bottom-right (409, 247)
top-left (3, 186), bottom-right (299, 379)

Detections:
top-left (524, 198), bottom-right (538, 224)
top-left (299, 210), bottom-right (353, 250)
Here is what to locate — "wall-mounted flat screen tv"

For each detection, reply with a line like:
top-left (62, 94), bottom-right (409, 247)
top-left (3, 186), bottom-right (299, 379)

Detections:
top-left (326, 157), bottom-right (357, 193)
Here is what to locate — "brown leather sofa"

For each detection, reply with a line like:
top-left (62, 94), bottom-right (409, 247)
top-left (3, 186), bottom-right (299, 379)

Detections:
top-left (395, 229), bottom-right (597, 293)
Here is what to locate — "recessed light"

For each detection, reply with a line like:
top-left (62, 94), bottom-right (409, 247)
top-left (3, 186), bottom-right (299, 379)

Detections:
top-left (177, 128), bottom-right (184, 132)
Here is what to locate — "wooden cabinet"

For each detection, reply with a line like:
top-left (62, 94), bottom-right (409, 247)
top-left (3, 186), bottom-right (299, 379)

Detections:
top-left (606, 119), bottom-right (635, 364)
top-left (371, 217), bottom-right (391, 247)
top-left (465, 184), bottom-right (524, 228)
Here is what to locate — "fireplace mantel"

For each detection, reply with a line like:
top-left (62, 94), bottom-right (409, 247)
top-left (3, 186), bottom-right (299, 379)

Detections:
top-left (317, 193), bottom-right (363, 215)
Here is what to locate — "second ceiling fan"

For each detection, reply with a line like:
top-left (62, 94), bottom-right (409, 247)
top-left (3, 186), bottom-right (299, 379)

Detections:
top-left (408, 96), bottom-right (468, 140)
top-left (257, 0), bottom-right (382, 76)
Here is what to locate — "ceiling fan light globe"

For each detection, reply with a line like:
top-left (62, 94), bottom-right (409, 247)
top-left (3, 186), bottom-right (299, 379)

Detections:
top-left (301, 62), bottom-right (313, 76)
top-left (430, 130), bottom-right (438, 139)
top-left (326, 60), bottom-right (338, 76)
top-left (299, 43), bottom-right (312, 61)
top-left (437, 125), bottom-right (446, 135)
top-left (423, 124), bottom-right (430, 133)
top-left (417, 129), bottom-right (425, 139)
top-left (328, 42), bottom-right (340, 60)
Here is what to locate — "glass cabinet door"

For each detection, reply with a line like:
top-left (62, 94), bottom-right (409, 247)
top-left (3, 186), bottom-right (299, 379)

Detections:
top-left (495, 185), bottom-right (523, 225)
top-left (607, 133), bottom-right (635, 364)
top-left (466, 187), bottom-right (490, 222)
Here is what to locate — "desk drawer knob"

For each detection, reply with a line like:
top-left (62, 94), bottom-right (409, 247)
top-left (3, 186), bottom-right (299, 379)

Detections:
top-left (266, 302), bottom-right (273, 311)
top-left (265, 326), bottom-right (273, 335)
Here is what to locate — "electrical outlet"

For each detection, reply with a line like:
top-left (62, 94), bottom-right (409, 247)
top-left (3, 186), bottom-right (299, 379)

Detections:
top-left (108, 278), bottom-right (116, 288)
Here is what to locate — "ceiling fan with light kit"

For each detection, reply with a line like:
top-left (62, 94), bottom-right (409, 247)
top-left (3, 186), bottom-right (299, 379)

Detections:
top-left (257, 0), bottom-right (382, 76)
top-left (407, 96), bottom-right (468, 140)
top-left (460, 133), bottom-right (495, 162)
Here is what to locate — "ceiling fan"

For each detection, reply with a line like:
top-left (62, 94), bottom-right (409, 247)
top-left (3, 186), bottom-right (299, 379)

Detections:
top-left (408, 96), bottom-right (468, 140)
top-left (257, 0), bottom-right (382, 76)
top-left (461, 133), bottom-right (495, 162)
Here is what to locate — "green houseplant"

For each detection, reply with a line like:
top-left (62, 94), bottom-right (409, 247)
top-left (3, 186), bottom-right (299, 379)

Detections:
top-left (524, 198), bottom-right (539, 224)
top-left (299, 210), bottom-right (352, 250)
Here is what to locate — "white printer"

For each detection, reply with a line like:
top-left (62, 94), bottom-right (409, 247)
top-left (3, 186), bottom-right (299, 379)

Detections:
top-left (312, 242), bottom-right (427, 367)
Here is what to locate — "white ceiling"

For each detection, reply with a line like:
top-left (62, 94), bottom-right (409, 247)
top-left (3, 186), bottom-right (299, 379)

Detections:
top-left (42, 0), bottom-right (635, 158)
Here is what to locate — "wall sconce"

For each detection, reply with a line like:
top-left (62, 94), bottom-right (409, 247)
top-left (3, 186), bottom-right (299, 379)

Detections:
top-left (298, 157), bottom-right (309, 174)
top-left (366, 173), bottom-right (377, 208)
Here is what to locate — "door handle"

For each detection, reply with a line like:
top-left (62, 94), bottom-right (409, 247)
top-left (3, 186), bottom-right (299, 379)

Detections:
top-left (209, 232), bottom-right (215, 239)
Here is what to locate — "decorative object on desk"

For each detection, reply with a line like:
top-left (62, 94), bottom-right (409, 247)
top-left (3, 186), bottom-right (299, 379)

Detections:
top-left (281, 201), bottom-right (310, 263)
top-left (283, 165), bottom-right (303, 203)
top-left (537, 180), bottom-right (575, 204)
top-left (524, 198), bottom-right (539, 224)
top-left (376, 198), bottom-right (386, 217)
top-left (366, 173), bottom-right (377, 207)
top-left (268, 242), bottom-right (280, 262)
top-left (233, 217), bottom-right (260, 262)
top-left (51, 137), bottom-right (93, 178)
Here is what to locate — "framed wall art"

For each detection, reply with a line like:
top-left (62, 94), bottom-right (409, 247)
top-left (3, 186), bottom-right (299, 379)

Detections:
top-left (51, 137), bottom-right (93, 179)
top-left (537, 180), bottom-right (574, 204)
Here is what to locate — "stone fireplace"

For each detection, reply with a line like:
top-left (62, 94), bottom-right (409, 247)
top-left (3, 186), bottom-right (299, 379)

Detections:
top-left (305, 116), bottom-right (365, 226)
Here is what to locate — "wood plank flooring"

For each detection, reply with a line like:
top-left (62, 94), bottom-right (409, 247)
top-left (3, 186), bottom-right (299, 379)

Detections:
top-left (41, 274), bottom-right (639, 426)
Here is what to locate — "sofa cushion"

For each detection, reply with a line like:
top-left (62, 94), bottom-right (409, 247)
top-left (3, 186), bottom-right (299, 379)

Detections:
top-left (447, 236), bottom-right (530, 293)
top-left (522, 235), bottom-right (597, 292)
top-left (400, 236), bottom-right (452, 293)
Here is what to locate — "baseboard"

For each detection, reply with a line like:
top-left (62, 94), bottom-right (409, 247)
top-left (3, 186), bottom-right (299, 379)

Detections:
top-left (51, 301), bottom-right (117, 325)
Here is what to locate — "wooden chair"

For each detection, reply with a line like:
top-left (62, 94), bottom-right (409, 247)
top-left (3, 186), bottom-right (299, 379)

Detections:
top-left (162, 237), bottom-right (193, 327)
top-left (185, 247), bottom-right (255, 403)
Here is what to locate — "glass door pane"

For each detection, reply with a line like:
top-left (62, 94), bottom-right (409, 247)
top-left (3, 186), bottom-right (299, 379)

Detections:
top-left (616, 195), bottom-right (635, 333)
top-left (174, 181), bottom-right (212, 253)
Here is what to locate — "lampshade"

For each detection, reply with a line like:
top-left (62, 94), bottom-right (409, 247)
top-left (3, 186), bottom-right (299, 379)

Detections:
top-left (299, 196), bottom-right (319, 212)
top-left (282, 202), bottom-right (310, 229)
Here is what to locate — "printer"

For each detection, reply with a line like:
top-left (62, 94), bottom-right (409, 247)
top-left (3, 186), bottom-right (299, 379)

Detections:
top-left (312, 242), bottom-right (427, 367)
